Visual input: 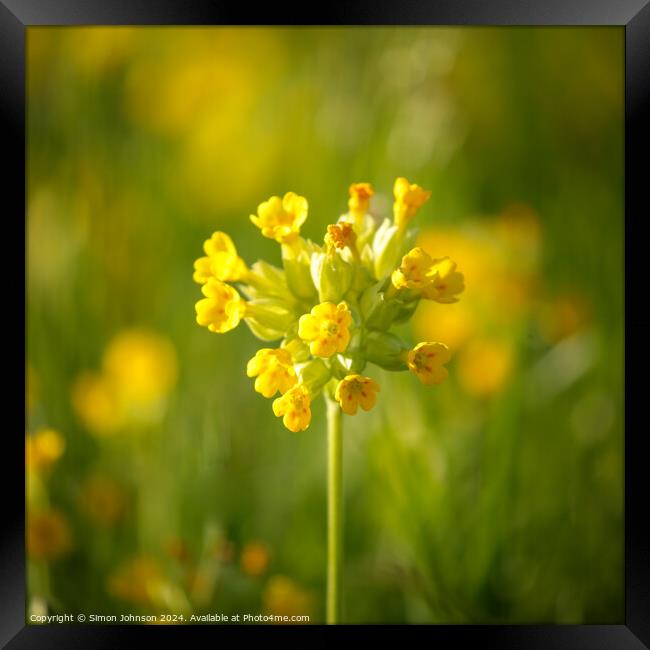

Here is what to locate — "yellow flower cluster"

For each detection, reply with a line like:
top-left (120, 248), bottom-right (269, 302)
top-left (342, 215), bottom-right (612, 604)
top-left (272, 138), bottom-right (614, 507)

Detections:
top-left (193, 178), bottom-right (464, 431)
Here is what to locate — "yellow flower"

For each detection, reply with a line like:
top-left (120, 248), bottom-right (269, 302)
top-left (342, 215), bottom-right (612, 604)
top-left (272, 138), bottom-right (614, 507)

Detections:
top-left (335, 375), bottom-right (380, 415)
top-left (393, 177), bottom-right (431, 228)
top-left (457, 338), bottom-right (513, 397)
top-left (103, 329), bottom-right (178, 405)
top-left (325, 222), bottom-right (357, 253)
top-left (240, 541), bottom-right (271, 577)
top-left (27, 509), bottom-right (72, 561)
top-left (26, 429), bottom-right (65, 473)
top-left (406, 342), bottom-right (451, 385)
top-left (347, 182), bottom-right (374, 220)
top-left (263, 575), bottom-right (314, 621)
top-left (392, 249), bottom-right (464, 303)
top-left (193, 231), bottom-right (246, 284)
top-left (72, 330), bottom-right (177, 435)
top-left (250, 192), bottom-right (308, 243)
top-left (392, 247), bottom-right (436, 293)
top-left (195, 278), bottom-right (245, 333)
top-left (298, 302), bottom-right (352, 358)
top-left (108, 556), bottom-right (167, 607)
top-left (246, 348), bottom-right (297, 398)
top-left (71, 372), bottom-right (123, 436)
top-left (272, 384), bottom-right (312, 432)
top-left (427, 257), bottom-right (465, 303)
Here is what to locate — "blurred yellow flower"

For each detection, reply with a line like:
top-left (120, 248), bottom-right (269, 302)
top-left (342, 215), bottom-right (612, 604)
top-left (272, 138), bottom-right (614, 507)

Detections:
top-left (195, 279), bottom-right (246, 333)
top-left (413, 302), bottom-right (474, 353)
top-left (240, 541), bottom-right (271, 577)
top-left (263, 575), bottom-right (314, 621)
top-left (457, 338), bottom-right (514, 397)
top-left (72, 372), bottom-right (123, 436)
top-left (406, 342), bottom-right (451, 385)
top-left (272, 384), bottom-right (312, 432)
top-left (250, 192), bottom-right (308, 243)
top-left (192, 231), bottom-right (247, 284)
top-left (393, 177), bottom-right (431, 228)
top-left (103, 329), bottom-right (178, 405)
top-left (494, 203), bottom-right (542, 264)
top-left (347, 182), bottom-right (374, 221)
top-left (79, 474), bottom-right (126, 526)
top-left (26, 429), bottom-right (65, 473)
top-left (72, 329), bottom-right (178, 435)
top-left (298, 302), bottom-right (352, 358)
top-left (247, 348), bottom-right (297, 398)
top-left (65, 27), bottom-right (135, 77)
top-left (27, 509), bottom-right (72, 562)
top-left (335, 375), bottom-right (380, 416)
top-left (108, 556), bottom-right (167, 607)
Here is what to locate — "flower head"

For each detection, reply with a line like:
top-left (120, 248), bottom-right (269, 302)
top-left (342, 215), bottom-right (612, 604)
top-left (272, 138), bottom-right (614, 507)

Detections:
top-left (325, 222), bottom-right (357, 253)
top-left (263, 575), bottom-right (314, 621)
top-left (193, 231), bottom-right (246, 284)
top-left (250, 192), bottom-right (308, 243)
top-left (27, 509), bottom-right (72, 561)
top-left (103, 329), bottom-right (178, 404)
top-left (195, 278), bottom-right (245, 333)
top-left (427, 257), bottom-right (465, 303)
top-left (392, 249), bottom-right (464, 303)
top-left (240, 541), bottom-right (271, 577)
top-left (406, 342), bottom-right (451, 385)
top-left (298, 301), bottom-right (352, 358)
top-left (194, 178), bottom-right (465, 433)
top-left (391, 247), bottom-right (436, 293)
top-left (347, 182), bottom-right (374, 220)
top-left (72, 372), bottom-right (123, 436)
top-left (247, 348), bottom-right (297, 398)
top-left (26, 428), bottom-right (65, 473)
top-left (393, 177), bottom-right (431, 228)
top-left (108, 556), bottom-right (168, 607)
top-left (335, 375), bottom-right (380, 415)
top-left (272, 384), bottom-right (312, 432)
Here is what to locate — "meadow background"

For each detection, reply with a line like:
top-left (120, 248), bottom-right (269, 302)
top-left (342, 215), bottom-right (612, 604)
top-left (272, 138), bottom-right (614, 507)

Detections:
top-left (26, 27), bottom-right (623, 624)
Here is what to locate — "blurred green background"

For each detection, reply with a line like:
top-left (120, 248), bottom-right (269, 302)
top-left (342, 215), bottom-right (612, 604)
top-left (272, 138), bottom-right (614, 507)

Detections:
top-left (26, 27), bottom-right (623, 624)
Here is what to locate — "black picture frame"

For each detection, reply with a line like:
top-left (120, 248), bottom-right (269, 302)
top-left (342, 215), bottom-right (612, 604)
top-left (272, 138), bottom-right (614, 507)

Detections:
top-left (4, 0), bottom-right (648, 645)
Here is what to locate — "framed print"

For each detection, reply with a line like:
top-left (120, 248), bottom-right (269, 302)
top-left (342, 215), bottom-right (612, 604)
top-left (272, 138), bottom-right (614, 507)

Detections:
top-left (3, 0), bottom-right (649, 645)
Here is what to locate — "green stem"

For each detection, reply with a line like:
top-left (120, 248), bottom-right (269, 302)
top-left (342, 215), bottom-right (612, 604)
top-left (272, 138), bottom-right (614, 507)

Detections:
top-left (325, 394), bottom-right (343, 624)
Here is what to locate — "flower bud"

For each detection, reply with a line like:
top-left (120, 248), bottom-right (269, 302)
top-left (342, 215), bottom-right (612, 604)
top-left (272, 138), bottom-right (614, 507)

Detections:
top-left (364, 331), bottom-right (410, 370)
top-left (372, 219), bottom-right (403, 280)
top-left (310, 250), bottom-right (353, 303)
top-left (245, 300), bottom-right (296, 341)
top-left (244, 260), bottom-right (289, 300)
top-left (329, 352), bottom-right (366, 377)
top-left (282, 240), bottom-right (318, 300)
top-left (359, 280), bottom-right (404, 331)
top-left (282, 336), bottom-right (311, 363)
top-left (294, 358), bottom-right (332, 395)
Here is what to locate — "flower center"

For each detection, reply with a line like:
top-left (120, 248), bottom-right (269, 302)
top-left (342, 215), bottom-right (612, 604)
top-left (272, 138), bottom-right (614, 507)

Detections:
top-left (414, 351), bottom-right (434, 372)
top-left (325, 322), bottom-right (339, 336)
